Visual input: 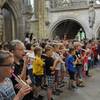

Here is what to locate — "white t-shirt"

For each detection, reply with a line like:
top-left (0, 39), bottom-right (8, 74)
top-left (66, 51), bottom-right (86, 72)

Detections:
top-left (26, 51), bottom-right (35, 69)
top-left (25, 37), bottom-right (30, 44)
top-left (52, 52), bottom-right (62, 70)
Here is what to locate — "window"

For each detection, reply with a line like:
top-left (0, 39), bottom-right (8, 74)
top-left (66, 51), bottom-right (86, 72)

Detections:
top-left (30, 0), bottom-right (34, 12)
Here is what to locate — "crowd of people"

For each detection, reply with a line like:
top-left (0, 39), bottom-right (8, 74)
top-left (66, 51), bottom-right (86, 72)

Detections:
top-left (0, 36), bottom-right (100, 100)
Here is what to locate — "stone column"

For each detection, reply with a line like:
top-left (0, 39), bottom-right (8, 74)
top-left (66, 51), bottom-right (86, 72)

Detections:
top-left (0, 0), bottom-right (6, 42)
top-left (35, 0), bottom-right (45, 39)
top-left (23, 0), bottom-right (33, 33)
top-left (44, 0), bottom-right (51, 38)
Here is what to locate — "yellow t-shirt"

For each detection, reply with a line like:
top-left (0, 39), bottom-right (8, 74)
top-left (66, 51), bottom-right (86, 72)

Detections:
top-left (32, 56), bottom-right (44, 75)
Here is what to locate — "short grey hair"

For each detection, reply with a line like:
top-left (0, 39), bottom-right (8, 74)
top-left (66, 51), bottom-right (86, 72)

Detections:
top-left (0, 50), bottom-right (13, 65)
top-left (9, 40), bottom-right (24, 51)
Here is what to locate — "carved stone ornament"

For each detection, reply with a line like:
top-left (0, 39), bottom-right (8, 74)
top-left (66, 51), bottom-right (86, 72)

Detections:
top-left (88, 0), bottom-right (95, 28)
top-left (0, 0), bottom-right (6, 8)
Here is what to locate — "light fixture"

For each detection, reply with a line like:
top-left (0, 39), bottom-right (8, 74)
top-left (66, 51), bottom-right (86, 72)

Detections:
top-left (96, 0), bottom-right (100, 4)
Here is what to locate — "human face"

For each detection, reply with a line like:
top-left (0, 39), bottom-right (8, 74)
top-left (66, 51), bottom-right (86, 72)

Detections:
top-left (0, 56), bottom-right (14, 78)
top-left (47, 49), bottom-right (53, 57)
top-left (77, 45), bottom-right (81, 50)
top-left (54, 46), bottom-right (59, 52)
top-left (14, 43), bottom-right (25, 60)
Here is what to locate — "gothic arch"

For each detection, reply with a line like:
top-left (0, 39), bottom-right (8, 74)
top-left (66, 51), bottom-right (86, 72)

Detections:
top-left (6, 1), bottom-right (20, 37)
top-left (2, 1), bottom-right (20, 40)
top-left (49, 16), bottom-right (89, 39)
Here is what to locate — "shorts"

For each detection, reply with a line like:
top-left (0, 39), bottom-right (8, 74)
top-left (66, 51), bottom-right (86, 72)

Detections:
top-left (61, 63), bottom-right (66, 71)
top-left (55, 70), bottom-right (61, 82)
top-left (68, 70), bottom-right (76, 80)
top-left (34, 75), bottom-right (43, 86)
top-left (46, 75), bottom-right (55, 88)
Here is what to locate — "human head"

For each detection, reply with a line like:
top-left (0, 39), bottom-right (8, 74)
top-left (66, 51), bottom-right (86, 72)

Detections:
top-left (52, 43), bottom-right (59, 52)
top-left (34, 46), bottom-right (42, 56)
top-left (0, 50), bottom-right (14, 80)
top-left (45, 45), bottom-right (53, 57)
top-left (25, 43), bottom-right (32, 50)
top-left (9, 40), bottom-right (25, 60)
top-left (68, 48), bottom-right (75, 55)
top-left (74, 42), bottom-right (82, 51)
top-left (25, 32), bottom-right (30, 38)
top-left (2, 42), bottom-right (10, 51)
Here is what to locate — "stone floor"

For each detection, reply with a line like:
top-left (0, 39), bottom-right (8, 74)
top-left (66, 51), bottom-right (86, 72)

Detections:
top-left (40, 62), bottom-right (100, 100)
top-left (54, 63), bottom-right (100, 100)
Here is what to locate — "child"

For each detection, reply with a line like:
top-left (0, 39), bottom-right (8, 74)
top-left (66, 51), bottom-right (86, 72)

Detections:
top-left (43, 45), bottom-right (56, 100)
top-left (32, 46), bottom-right (44, 99)
top-left (65, 48), bottom-right (77, 89)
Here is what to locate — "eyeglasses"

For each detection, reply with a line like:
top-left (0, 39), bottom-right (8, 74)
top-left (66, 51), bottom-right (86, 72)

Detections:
top-left (0, 63), bottom-right (15, 69)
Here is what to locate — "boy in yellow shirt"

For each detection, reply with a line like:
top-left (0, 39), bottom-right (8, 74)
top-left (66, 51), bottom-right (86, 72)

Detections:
top-left (32, 46), bottom-right (44, 99)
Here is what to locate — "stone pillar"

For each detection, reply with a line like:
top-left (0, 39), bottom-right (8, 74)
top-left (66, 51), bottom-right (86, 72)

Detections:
top-left (44, 0), bottom-right (51, 38)
top-left (0, 10), bottom-right (4, 42)
top-left (36, 0), bottom-right (45, 39)
top-left (0, 0), bottom-right (6, 42)
top-left (23, 0), bottom-right (33, 33)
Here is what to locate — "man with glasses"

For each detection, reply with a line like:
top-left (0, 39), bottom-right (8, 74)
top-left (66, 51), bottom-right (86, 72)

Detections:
top-left (0, 50), bottom-right (32, 100)
top-left (9, 40), bottom-right (33, 99)
top-left (9, 40), bottom-right (27, 90)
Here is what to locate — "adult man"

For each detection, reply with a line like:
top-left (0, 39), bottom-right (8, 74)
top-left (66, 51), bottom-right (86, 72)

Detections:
top-left (9, 40), bottom-right (27, 90)
top-left (0, 50), bottom-right (32, 100)
top-left (9, 40), bottom-right (33, 99)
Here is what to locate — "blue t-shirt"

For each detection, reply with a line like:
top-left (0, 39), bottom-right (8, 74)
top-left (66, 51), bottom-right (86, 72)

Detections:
top-left (66, 55), bottom-right (76, 72)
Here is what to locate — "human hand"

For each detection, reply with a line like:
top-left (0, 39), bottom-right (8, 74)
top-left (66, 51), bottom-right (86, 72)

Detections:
top-left (23, 56), bottom-right (29, 66)
top-left (15, 84), bottom-right (32, 100)
top-left (15, 83), bottom-right (22, 89)
top-left (50, 66), bottom-right (55, 70)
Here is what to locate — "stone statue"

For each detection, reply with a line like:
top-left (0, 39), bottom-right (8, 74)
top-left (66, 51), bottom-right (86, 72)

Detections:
top-left (88, 0), bottom-right (95, 28)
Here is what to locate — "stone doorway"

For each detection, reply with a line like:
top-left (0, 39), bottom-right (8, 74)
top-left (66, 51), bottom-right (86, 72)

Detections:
top-left (2, 3), bottom-right (16, 41)
top-left (52, 19), bottom-right (86, 40)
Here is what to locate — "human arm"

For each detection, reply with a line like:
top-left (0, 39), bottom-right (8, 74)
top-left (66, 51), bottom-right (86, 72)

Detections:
top-left (19, 56), bottom-right (29, 81)
top-left (14, 84), bottom-right (32, 100)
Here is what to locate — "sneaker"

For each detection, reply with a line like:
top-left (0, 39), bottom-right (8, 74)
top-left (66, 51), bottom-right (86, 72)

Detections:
top-left (77, 84), bottom-right (85, 87)
top-left (51, 97), bottom-right (54, 100)
top-left (32, 96), bottom-right (38, 100)
top-left (71, 85), bottom-right (77, 89)
top-left (52, 91), bottom-right (60, 96)
top-left (87, 74), bottom-right (91, 77)
top-left (41, 86), bottom-right (47, 90)
top-left (37, 95), bottom-right (44, 100)
top-left (59, 84), bottom-right (65, 88)
top-left (56, 89), bottom-right (63, 93)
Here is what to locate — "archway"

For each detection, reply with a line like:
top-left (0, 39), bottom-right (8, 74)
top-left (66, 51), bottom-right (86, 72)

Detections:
top-left (51, 19), bottom-right (86, 40)
top-left (2, 3), bottom-right (17, 41)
